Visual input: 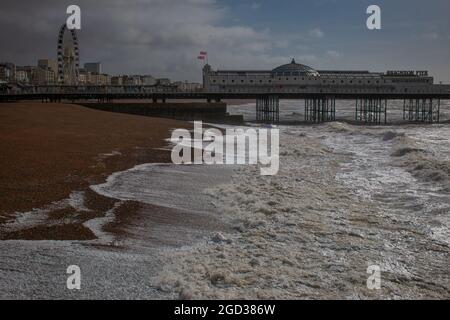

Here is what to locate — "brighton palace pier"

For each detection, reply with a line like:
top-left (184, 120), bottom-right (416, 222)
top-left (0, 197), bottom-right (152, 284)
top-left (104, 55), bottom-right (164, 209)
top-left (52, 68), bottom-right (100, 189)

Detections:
top-left (203, 59), bottom-right (450, 123)
top-left (2, 59), bottom-right (450, 124)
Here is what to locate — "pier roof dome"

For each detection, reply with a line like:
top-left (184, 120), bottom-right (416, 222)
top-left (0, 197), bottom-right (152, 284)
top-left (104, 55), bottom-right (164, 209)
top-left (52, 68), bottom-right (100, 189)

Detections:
top-left (272, 59), bottom-right (319, 76)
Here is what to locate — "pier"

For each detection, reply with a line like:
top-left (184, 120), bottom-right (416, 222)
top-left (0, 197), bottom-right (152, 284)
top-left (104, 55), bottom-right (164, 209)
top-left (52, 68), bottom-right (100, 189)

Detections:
top-left (2, 58), bottom-right (450, 124)
top-left (1, 88), bottom-right (450, 124)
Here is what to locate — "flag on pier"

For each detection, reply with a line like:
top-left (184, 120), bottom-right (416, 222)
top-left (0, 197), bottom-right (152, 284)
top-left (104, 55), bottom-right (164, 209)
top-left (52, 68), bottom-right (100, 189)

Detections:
top-left (198, 51), bottom-right (208, 64)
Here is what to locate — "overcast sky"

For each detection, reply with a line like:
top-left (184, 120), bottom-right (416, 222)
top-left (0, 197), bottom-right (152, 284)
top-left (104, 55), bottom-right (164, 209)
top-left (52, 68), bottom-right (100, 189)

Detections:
top-left (0, 0), bottom-right (449, 82)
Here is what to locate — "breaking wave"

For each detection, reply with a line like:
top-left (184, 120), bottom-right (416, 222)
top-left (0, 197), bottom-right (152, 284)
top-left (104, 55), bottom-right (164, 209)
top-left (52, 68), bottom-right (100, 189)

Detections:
top-left (155, 121), bottom-right (450, 299)
top-left (391, 135), bottom-right (450, 191)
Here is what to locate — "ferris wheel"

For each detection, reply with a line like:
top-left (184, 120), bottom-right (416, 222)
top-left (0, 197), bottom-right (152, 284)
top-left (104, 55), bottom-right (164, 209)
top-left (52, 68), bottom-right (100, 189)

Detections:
top-left (57, 24), bottom-right (80, 85)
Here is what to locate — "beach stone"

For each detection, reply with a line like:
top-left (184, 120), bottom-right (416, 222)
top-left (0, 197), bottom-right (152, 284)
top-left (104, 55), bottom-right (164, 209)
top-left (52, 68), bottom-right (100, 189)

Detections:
top-left (212, 232), bottom-right (230, 243)
top-left (249, 258), bottom-right (260, 267)
top-left (179, 288), bottom-right (193, 300)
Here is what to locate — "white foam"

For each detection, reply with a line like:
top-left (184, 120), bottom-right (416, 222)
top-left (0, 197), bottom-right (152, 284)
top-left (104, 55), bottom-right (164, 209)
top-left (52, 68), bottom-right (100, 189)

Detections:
top-left (0, 191), bottom-right (90, 233)
top-left (83, 201), bottom-right (123, 244)
top-left (90, 163), bottom-right (233, 213)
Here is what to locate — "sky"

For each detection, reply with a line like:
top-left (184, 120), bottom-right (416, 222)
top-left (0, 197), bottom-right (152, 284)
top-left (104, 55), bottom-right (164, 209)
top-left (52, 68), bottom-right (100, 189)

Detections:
top-left (0, 0), bottom-right (449, 83)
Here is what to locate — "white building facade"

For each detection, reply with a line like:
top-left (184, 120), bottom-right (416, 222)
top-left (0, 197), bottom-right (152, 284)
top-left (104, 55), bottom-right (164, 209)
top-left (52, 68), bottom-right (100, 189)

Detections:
top-left (203, 59), bottom-right (448, 95)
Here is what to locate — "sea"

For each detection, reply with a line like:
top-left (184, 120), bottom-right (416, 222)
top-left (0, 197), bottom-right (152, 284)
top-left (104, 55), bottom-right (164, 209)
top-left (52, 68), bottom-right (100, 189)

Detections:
top-left (0, 100), bottom-right (449, 299)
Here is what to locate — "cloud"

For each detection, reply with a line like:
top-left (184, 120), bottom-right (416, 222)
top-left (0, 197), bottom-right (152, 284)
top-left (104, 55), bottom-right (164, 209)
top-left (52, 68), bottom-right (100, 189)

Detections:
top-left (326, 50), bottom-right (341, 59)
top-left (309, 28), bottom-right (324, 38)
top-left (419, 32), bottom-right (439, 40)
top-left (4, 1), bottom-right (446, 82)
top-left (0, 0), bottom-right (280, 81)
top-left (0, 0), bottom-right (335, 81)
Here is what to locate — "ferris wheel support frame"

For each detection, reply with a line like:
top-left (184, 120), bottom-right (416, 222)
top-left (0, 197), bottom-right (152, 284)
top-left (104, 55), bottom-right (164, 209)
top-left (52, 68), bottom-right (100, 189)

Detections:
top-left (57, 24), bottom-right (80, 85)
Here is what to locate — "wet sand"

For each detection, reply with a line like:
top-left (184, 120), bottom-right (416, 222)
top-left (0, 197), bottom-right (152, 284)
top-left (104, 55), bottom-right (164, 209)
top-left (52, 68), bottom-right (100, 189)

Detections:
top-left (0, 102), bottom-right (191, 240)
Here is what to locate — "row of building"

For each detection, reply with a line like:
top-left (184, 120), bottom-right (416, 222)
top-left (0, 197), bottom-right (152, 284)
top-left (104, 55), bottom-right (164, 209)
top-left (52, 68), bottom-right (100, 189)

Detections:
top-left (0, 60), bottom-right (202, 91)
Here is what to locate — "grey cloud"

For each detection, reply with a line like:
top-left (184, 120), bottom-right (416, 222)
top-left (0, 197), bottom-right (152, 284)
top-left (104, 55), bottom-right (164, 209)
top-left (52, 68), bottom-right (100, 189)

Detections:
top-left (0, 0), bottom-right (325, 81)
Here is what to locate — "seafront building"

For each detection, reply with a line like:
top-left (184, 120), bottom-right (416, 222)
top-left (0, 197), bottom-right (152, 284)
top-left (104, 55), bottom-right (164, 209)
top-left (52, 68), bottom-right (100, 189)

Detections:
top-left (141, 75), bottom-right (157, 86)
top-left (123, 75), bottom-right (142, 86)
top-left (38, 59), bottom-right (58, 74)
top-left (111, 76), bottom-right (123, 86)
top-left (157, 78), bottom-right (171, 86)
top-left (84, 62), bottom-right (101, 75)
top-left (16, 66), bottom-right (36, 84)
top-left (203, 59), bottom-right (436, 94)
top-left (0, 63), bottom-right (15, 82)
top-left (34, 66), bottom-right (56, 85)
top-left (173, 81), bottom-right (203, 92)
top-left (15, 70), bottom-right (29, 83)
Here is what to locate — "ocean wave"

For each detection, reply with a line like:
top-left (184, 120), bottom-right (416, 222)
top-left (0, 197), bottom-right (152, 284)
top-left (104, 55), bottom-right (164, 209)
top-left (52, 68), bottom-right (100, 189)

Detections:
top-left (326, 121), bottom-right (356, 133)
top-left (391, 135), bottom-right (450, 190)
top-left (382, 131), bottom-right (405, 141)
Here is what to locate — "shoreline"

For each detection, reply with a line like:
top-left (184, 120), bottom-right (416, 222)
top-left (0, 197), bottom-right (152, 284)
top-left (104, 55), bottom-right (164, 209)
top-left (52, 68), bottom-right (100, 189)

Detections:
top-left (0, 102), bottom-right (192, 241)
top-left (0, 101), bottom-right (231, 299)
top-left (1, 101), bottom-right (449, 299)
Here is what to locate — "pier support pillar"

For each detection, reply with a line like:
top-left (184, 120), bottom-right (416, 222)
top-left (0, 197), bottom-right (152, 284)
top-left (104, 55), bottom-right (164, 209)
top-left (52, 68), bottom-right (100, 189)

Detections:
top-left (355, 98), bottom-right (387, 124)
top-left (304, 97), bottom-right (336, 123)
top-left (256, 96), bottom-right (279, 123)
top-left (403, 99), bottom-right (440, 123)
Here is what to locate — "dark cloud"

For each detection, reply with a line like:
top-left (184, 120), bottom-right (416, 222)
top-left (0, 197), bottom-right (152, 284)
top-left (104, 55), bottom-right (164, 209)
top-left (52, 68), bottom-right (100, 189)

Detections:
top-left (0, 0), bottom-right (285, 81)
top-left (1, 0), bottom-right (449, 82)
